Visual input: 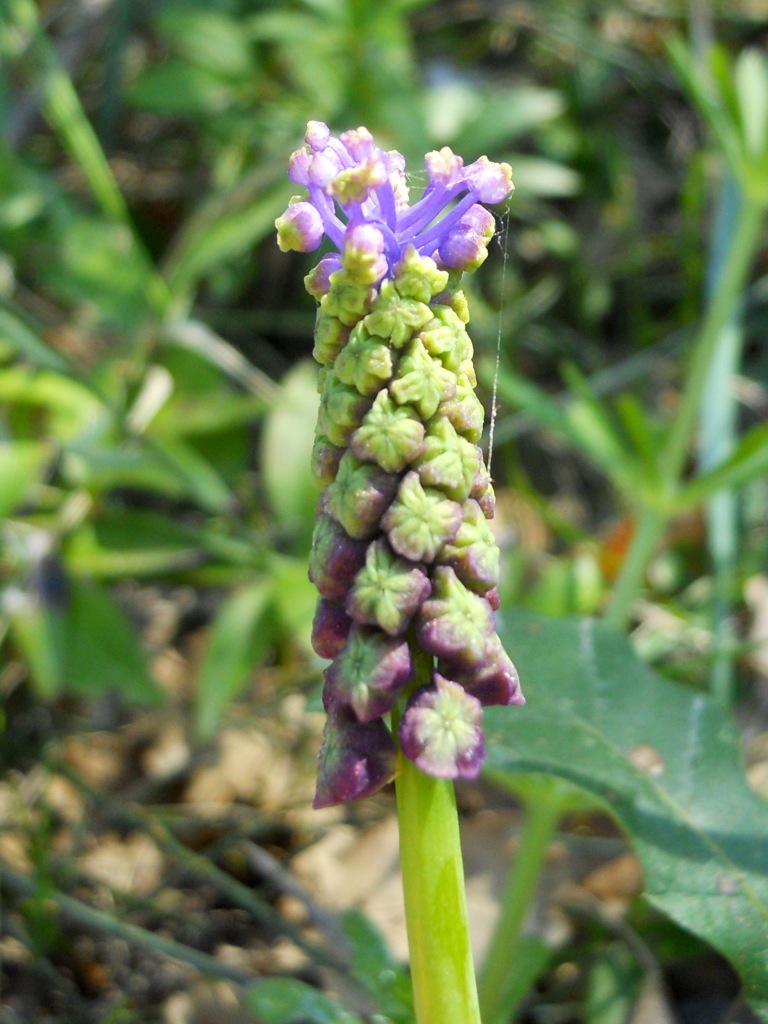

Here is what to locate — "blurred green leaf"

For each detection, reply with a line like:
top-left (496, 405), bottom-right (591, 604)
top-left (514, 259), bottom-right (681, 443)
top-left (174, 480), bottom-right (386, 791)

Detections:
top-left (5, 589), bottom-right (66, 698)
top-left (0, 440), bottom-right (49, 518)
top-left (270, 555), bottom-right (317, 655)
top-left (154, 7), bottom-right (257, 79)
top-left (504, 155), bottom-right (581, 198)
top-left (65, 579), bottom-right (158, 703)
top-left (676, 421), bottom-right (768, 511)
top-left (585, 946), bottom-right (640, 1024)
top-left (129, 61), bottom-right (237, 118)
top-left (488, 612), bottom-right (768, 1020)
top-left (0, 308), bottom-right (73, 375)
top-left (195, 580), bottom-right (275, 738)
top-left (261, 361), bottom-right (320, 548)
top-left (245, 978), bottom-right (363, 1024)
top-left (341, 909), bottom-right (413, 1024)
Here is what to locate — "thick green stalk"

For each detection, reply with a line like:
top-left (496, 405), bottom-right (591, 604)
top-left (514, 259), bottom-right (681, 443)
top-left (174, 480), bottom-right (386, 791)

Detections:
top-left (395, 750), bottom-right (480, 1024)
top-left (477, 799), bottom-right (560, 1024)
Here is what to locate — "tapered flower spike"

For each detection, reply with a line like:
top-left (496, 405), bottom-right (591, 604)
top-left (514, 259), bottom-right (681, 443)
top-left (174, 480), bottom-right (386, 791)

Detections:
top-left (277, 122), bottom-right (522, 807)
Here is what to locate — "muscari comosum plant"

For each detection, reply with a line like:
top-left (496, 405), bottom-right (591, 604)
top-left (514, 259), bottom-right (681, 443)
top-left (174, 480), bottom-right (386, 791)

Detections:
top-left (276, 122), bottom-right (523, 1024)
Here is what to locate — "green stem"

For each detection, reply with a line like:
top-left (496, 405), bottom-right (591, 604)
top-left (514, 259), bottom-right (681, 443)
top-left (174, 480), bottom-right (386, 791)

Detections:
top-left (477, 799), bottom-right (560, 1024)
top-left (395, 753), bottom-right (480, 1024)
top-left (603, 506), bottom-right (667, 631)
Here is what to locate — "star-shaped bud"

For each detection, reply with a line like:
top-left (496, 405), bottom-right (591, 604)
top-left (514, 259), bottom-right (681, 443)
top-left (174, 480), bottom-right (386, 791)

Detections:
top-left (318, 371), bottom-right (373, 447)
top-left (438, 499), bottom-right (500, 593)
top-left (324, 452), bottom-right (398, 540)
top-left (308, 515), bottom-right (368, 601)
top-left (324, 626), bottom-right (413, 721)
top-left (334, 324), bottom-right (395, 396)
top-left (445, 634), bottom-right (525, 708)
top-left (420, 307), bottom-right (473, 373)
top-left (350, 390), bottom-right (425, 473)
top-left (321, 270), bottom-right (375, 326)
top-left (313, 310), bottom-right (350, 365)
top-left (438, 372), bottom-right (485, 444)
top-left (363, 279), bottom-right (434, 349)
top-left (389, 337), bottom-right (457, 420)
top-left (415, 418), bottom-right (483, 502)
top-left (417, 566), bottom-right (494, 666)
top-left (393, 246), bottom-right (449, 303)
top-left (470, 462), bottom-right (496, 518)
top-left (311, 599), bottom-right (353, 660)
top-left (313, 705), bottom-right (396, 808)
top-left (399, 674), bottom-right (485, 779)
top-left (347, 539), bottom-right (431, 636)
top-left (381, 471), bottom-right (463, 563)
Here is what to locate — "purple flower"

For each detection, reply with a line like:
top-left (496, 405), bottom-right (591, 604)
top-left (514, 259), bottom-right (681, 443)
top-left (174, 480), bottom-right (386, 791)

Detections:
top-left (313, 705), bottom-right (396, 808)
top-left (276, 122), bottom-right (513, 279)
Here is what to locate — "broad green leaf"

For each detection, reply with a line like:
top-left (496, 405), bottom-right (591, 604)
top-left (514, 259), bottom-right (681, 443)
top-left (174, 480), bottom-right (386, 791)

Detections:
top-left (154, 7), bottom-right (256, 79)
top-left (195, 581), bottom-right (274, 738)
top-left (244, 977), bottom-right (364, 1024)
top-left (487, 612), bottom-right (768, 1020)
top-left (261, 361), bottom-right (320, 548)
top-left (676, 421), bottom-right (768, 510)
top-left (0, 440), bottom-right (49, 518)
top-left (64, 580), bottom-right (158, 704)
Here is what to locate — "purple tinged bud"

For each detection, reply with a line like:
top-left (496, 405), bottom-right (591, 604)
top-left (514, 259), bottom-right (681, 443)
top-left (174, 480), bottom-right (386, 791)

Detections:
top-left (425, 147), bottom-right (464, 187)
top-left (312, 599), bottom-right (353, 660)
top-left (342, 224), bottom-right (388, 284)
top-left (382, 471), bottom-right (463, 563)
top-left (347, 539), bottom-right (431, 636)
top-left (438, 228), bottom-right (489, 273)
top-left (439, 372), bottom-right (485, 444)
top-left (305, 120), bottom-right (331, 149)
top-left (486, 587), bottom-right (500, 611)
top-left (446, 634), bottom-right (525, 708)
top-left (311, 433), bottom-right (344, 485)
top-left (288, 148), bottom-right (312, 186)
top-left (308, 514), bottom-right (368, 601)
top-left (313, 705), bottom-right (396, 808)
top-left (324, 452), bottom-right (398, 540)
top-left (417, 566), bottom-right (495, 666)
top-left (328, 157), bottom-right (388, 206)
top-left (438, 498), bottom-right (500, 593)
top-left (339, 126), bottom-right (376, 161)
top-left (309, 149), bottom-right (344, 187)
top-left (275, 201), bottom-right (324, 253)
top-left (323, 625), bottom-right (413, 721)
top-left (464, 157), bottom-right (514, 204)
top-left (305, 254), bottom-right (343, 299)
top-left (399, 674), bottom-right (485, 780)
top-left (459, 204), bottom-right (496, 240)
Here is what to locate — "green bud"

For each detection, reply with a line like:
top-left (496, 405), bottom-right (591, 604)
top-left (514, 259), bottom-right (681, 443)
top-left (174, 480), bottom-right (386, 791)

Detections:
top-left (321, 269), bottom-right (374, 326)
top-left (364, 279), bottom-right (433, 348)
top-left (389, 337), bottom-right (457, 420)
top-left (393, 246), bottom-right (449, 303)
top-left (438, 371), bottom-right (486, 443)
top-left (347, 539), bottom-right (432, 636)
top-left (324, 451), bottom-right (398, 540)
top-left (313, 311), bottom-right (349, 365)
top-left (334, 323), bottom-right (395, 396)
top-left (318, 370), bottom-right (373, 447)
top-left (415, 418), bottom-right (482, 502)
top-left (382, 471), bottom-right (463, 563)
top-left (350, 389), bottom-right (426, 473)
